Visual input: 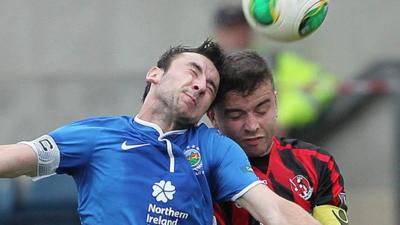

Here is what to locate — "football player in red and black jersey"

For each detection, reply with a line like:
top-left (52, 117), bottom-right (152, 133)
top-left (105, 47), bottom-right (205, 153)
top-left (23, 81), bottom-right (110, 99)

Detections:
top-left (208, 50), bottom-right (348, 225)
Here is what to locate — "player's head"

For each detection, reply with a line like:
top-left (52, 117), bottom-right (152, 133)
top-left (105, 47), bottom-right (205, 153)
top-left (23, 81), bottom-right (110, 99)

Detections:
top-left (213, 5), bottom-right (252, 51)
top-left (208, 50), bottom-right (277, 157)
top-left (142, 39), bottom-right (225, 127)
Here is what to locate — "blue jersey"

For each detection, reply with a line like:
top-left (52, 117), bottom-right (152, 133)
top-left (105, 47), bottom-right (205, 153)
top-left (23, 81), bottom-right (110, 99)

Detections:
top-left (48, 116), bottom-right (260, 225)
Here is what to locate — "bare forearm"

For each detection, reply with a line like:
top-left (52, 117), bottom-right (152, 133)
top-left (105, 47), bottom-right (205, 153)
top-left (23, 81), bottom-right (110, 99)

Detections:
top-left (238, 184), bottom-right (321, 225)
top-left (0, 144), bottom-right (37, 178)
top-left (278, 198), bottom-right (321, 225)
top-left (253, 195), bottom-right (321, 225)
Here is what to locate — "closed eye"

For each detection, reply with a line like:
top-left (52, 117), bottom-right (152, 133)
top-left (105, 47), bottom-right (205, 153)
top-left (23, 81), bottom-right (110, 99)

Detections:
top-left (189, 62), bottom-right (202, 76)
top-left (206, 80), bottom-right (217, 95)
top-left (225, 110), bottom-right (244, 120)
top-left (189, 68), bottom-right (199, 77)
top-left (188, 62), bottom-right (217, 95)
top-left (255, 99), bottom-right (271, 114)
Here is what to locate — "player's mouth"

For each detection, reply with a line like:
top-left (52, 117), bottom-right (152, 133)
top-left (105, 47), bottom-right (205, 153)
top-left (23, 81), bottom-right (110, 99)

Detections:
top-left (243, 137), bottom-right (263, 146)
top-left (184, 92), bottom-right (197, 107)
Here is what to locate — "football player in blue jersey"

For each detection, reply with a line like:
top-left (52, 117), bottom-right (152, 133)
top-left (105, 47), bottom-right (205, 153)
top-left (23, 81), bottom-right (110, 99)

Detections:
top-left (0, 39), bottom-right (320, 225)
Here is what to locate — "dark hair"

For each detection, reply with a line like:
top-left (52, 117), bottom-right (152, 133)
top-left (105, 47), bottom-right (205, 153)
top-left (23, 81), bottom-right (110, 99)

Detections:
top-left (214, 5), bottom-right (248, 28)
top-left (142, 39), bottom-right (224, 102)
top-left (213, 50), bottom-right (275, 106)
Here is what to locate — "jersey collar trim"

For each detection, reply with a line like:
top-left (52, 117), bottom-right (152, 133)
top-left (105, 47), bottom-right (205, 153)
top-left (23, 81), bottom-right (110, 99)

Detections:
top-left (133, 116), bottom-right (187, 137)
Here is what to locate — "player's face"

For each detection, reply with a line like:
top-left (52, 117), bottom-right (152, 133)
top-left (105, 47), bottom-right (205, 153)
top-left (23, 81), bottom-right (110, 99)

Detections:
top-left (157, 53), bottom-right (220, 125)
top-left (210, 81), bottom-right (277, 157)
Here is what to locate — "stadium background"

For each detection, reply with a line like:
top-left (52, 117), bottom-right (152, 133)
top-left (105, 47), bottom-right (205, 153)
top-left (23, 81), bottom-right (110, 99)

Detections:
top-left (0, 0), bottom-right (399, 224)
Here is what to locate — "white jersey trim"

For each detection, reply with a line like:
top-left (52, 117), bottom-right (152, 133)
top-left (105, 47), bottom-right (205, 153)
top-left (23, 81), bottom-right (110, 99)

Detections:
top-left (231, 180), bottom-right (264, 202)
top-left (135, 116), bottom-right (187, 173)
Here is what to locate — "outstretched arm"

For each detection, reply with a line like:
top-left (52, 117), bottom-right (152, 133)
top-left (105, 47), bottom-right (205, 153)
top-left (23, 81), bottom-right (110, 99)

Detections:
top-left (236, 183), bottom-right (321, 225)
top-left (0, 144), bottom-right (37, 178)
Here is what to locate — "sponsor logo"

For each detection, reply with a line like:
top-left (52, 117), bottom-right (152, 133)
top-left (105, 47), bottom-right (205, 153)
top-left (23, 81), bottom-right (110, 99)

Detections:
top-left (34, 135), bottom-right (59, 163)
top-left (152, 180), bottom-right (176, 203)
top-left (289, 175), bottom-right (313, 200)
top-left (147, 180), bottom-right (189, 224)
top-left (184, 145), bottom-right (204, 175)
top-left (121, 141), bottom-right (150, 150)
top-left (146, 204), bottom-right (189, 225)
top-left (39, 139), bottom-right (53, 152)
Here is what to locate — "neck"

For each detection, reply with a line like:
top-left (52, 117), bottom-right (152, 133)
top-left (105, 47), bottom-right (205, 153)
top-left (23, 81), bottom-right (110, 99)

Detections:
top-left (137, 99), bottom-right (192, 132)
top-left (258, 141), bottom-right (274, 157)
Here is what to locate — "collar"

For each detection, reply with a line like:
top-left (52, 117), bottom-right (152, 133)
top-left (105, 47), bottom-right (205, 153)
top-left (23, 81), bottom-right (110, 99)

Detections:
top-left (133, 116), bottom-right (187, 139)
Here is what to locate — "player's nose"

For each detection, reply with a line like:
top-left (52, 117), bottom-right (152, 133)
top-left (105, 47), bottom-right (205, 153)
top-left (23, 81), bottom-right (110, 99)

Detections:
top-left (244, 114), bottom-right (260, 132)
top-left (192, 77), bottom-right (207, 96)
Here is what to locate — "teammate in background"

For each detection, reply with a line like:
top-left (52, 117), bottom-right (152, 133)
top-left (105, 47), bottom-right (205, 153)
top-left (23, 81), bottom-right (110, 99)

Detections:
top-left (213, 5), bottom-right (338, 136)
top-left (208, 50), bottom-right (348, 225)
top-left (0, 40), bottom-right (321, 225)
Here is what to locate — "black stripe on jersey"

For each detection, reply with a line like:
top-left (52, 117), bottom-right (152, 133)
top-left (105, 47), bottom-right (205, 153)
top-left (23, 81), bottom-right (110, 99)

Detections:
top-left (217, 202), bottom-right (233, 225)
top-left (334, 160), bottom-right (346, 193)
top-left (312, 154), bottom-right (348, 210)
top-left (278, 137), bottom-right (327, 154)
top-left (269, 172), bottom-right (295, 202)
top-left (312, 155), bottom-right (333, 205)
top-left (278, 149), bottom-right (314, 194)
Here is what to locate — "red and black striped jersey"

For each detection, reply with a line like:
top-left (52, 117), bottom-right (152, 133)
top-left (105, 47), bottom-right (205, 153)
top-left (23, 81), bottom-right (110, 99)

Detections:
top-left (214, 136), bottom-right (347, 225)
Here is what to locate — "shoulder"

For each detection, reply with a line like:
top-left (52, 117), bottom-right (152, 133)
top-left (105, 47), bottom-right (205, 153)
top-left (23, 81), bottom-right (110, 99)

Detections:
top-left (60, 115), bottom-right (133, 131)
top-left (274, 136), bottom-right (326, 152)
top-left (191, 124), bottom-right (245, 157)
top-left (274, 136), bottom-right (335, 162)
top-left (51, 115), bottom-right (132, 137)
top-left (194, 123), bottom-right (237, 144)
top-left (69, 115), bottom-right (131, 126)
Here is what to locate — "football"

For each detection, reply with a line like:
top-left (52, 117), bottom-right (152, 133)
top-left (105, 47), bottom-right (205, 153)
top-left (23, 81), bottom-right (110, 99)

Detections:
top-left (242, 0), bottom-right (329, 42)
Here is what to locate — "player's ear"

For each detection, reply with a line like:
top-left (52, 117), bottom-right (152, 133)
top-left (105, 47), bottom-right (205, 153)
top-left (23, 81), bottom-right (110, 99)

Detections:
top-left (146, 66), bottom-right (163, 84)
top-left (206, 109), bottom-right (219, 129)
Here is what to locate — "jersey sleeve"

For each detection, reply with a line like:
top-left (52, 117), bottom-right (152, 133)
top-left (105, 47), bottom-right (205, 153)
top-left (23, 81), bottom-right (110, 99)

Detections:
top-left (208, 131), bottom-right (261, 202)
top-left (49, 118), bottom-right (101, 175)
top-left (314, 153), bottom-right (347, 211)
